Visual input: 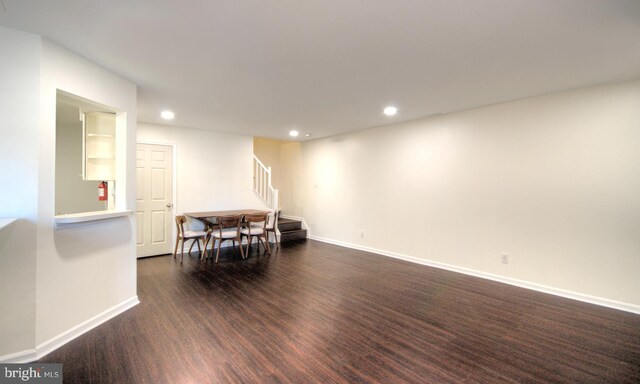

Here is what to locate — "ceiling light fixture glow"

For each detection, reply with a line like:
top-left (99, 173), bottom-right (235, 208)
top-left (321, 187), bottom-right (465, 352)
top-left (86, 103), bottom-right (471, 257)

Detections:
top-left (289, 130), bottom-right (299, 137)
top-left (383, 106), bottom-right (398, 116)
top-left (160, 110), bottom-right (175, 120)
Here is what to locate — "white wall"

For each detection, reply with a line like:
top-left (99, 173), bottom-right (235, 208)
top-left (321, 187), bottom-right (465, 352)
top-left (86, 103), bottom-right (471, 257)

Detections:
top-left (137, 123), bottom-right (265, 230)
top-left (279, 142), bottom-right (304, 215)
top-left (55, 102), bottom-right (106, 214)
top-left (0, 28), bottom-right (138, 361)
top-left (293, 80), bottom-right (640, 309)
top-left (0, 26), bottom-right (40, 359)
top-left (35, 39), bottom-right (138, 349)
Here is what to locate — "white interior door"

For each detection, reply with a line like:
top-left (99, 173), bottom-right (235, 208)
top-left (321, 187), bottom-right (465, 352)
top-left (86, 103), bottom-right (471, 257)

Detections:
top-left (136, 143), bottom-right (174, 258)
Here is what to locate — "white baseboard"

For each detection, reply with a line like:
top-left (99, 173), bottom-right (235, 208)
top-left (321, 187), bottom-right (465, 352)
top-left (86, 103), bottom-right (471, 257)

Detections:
top-left (308, 235), bottom-right (640, 315)
top-left (279, 214), bottom-right (304, 221)
top-left (0, 296), bottom-right (140, 363)
top-left (0, 349), bottom-right (38, 364)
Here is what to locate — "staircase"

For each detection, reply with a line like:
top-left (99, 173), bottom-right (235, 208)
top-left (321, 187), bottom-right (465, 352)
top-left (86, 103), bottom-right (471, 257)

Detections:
top-left (253, 154), bottom-right (307, 244)
top-left (278, 217), bottom-right (307, 243)
top-left (253, 155), bottom-right (278, 210)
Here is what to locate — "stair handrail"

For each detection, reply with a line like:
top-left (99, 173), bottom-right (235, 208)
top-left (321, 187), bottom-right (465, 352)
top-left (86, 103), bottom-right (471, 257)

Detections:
top-left (252, 155), bottom-right (279, 211)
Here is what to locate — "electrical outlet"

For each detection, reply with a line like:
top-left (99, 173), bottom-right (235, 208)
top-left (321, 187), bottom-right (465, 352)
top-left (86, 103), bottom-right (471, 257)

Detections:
top-left (360, 229), bottom-right (365, 238)
top-left (501, 253), bottom-right (509, 264)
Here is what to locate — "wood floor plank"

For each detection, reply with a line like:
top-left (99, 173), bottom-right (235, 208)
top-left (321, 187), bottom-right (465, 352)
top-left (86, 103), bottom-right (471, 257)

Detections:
top-left (39, 240), bottom-right (640, 383)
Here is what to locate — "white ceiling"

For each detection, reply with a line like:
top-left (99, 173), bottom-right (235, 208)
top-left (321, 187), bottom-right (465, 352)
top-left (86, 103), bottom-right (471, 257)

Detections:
top-left (2, 0), bottom-right (639, 140)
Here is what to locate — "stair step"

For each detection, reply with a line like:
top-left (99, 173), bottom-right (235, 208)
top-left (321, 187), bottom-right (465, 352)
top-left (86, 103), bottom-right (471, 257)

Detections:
top-left (278, 218), bottom-right (302, 231)
top-left (280, 229), bottom-right (307, 242)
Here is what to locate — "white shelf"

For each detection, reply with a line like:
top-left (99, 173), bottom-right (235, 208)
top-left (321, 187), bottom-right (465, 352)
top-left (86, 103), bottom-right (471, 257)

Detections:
top-left (84, 112), bottom-right (116, 181)
top-left (54, 210), bottom-right (132, 225)
top-left (0, 218), bottom-right (17, 231)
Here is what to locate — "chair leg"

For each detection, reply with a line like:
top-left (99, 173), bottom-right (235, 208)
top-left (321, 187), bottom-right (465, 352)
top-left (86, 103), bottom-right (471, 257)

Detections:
top-left (180, 239), bottom-right (185, 263)
top-left (238, 237), bottom-right (245, 259)
top-left (245, 235), bottom-right (252, 256)
top-left (196, 238), bottom-right (202, 257)
top-left (257, 236), bottom-right (270, 255)
top-left (174, 237), bottom-right (180, 259)
top-left (264, 235), bottom-right (271, 254)
top-left (215, 239), bottom-right (221, 263)
top-left (201, 235), bottom-right (209, 260)
top-left (267, 230), bottom-right (279, 249)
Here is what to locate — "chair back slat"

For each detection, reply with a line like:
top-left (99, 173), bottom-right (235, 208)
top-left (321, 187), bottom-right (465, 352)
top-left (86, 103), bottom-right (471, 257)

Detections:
top-left (244, 213), bottom-right (267, 225)
top-left (216, 214), bottom-right (242, 228)
top-left (266, 210), bottom-right (278, 229)
top-left (175, 215), bottom-right (187, 237)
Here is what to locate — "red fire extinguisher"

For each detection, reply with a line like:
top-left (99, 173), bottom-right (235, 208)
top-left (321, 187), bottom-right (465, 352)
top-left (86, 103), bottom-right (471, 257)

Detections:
top-left (98, 181), bottom-right (108, 201)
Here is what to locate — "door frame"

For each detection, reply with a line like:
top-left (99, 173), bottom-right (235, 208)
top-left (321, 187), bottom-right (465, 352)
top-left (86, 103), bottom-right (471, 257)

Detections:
top-left (136, 141), bottom-right (177, 258)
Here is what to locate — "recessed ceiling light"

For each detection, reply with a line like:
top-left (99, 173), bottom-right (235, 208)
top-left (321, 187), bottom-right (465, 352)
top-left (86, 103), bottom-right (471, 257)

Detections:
top-left (383, 106), bottom-right (398, 116)
top-left (305, 133), bottom-right (312, 137)
top-left (289, 130), bottom-right (299, 137)
top-left (160, 110), bottom-right (175, 120)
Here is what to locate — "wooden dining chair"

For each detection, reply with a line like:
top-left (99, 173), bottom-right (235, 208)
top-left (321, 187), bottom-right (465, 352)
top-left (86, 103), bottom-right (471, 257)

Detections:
top-left (209, 215), bottom-right (245, 262)
top-left (174, 215), bottom-right (208, 262)
top-left (240, 213), bottom-right (271, 255)
top-left (265, 210), bottom-right (279, 249)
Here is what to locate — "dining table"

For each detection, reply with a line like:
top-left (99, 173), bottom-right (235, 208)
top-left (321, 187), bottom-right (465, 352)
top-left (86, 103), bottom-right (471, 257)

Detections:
top-left (184, 209), bottom-right (269, 259)
top-left (184, 209), bottom-right (268, 223)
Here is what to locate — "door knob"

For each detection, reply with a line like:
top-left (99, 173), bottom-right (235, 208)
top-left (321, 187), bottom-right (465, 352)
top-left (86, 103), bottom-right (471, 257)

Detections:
top-left (166, 203), bottom-right (173, 208)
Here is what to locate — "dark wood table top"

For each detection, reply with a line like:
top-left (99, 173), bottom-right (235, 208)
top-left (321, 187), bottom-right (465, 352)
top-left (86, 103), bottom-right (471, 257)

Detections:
top-left (184, 209), bottom-right (268, 219)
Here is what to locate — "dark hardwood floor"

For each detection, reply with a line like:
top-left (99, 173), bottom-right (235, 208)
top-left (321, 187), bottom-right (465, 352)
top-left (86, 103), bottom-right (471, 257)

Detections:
top-left (40, 240), bottom-right (640, 383)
